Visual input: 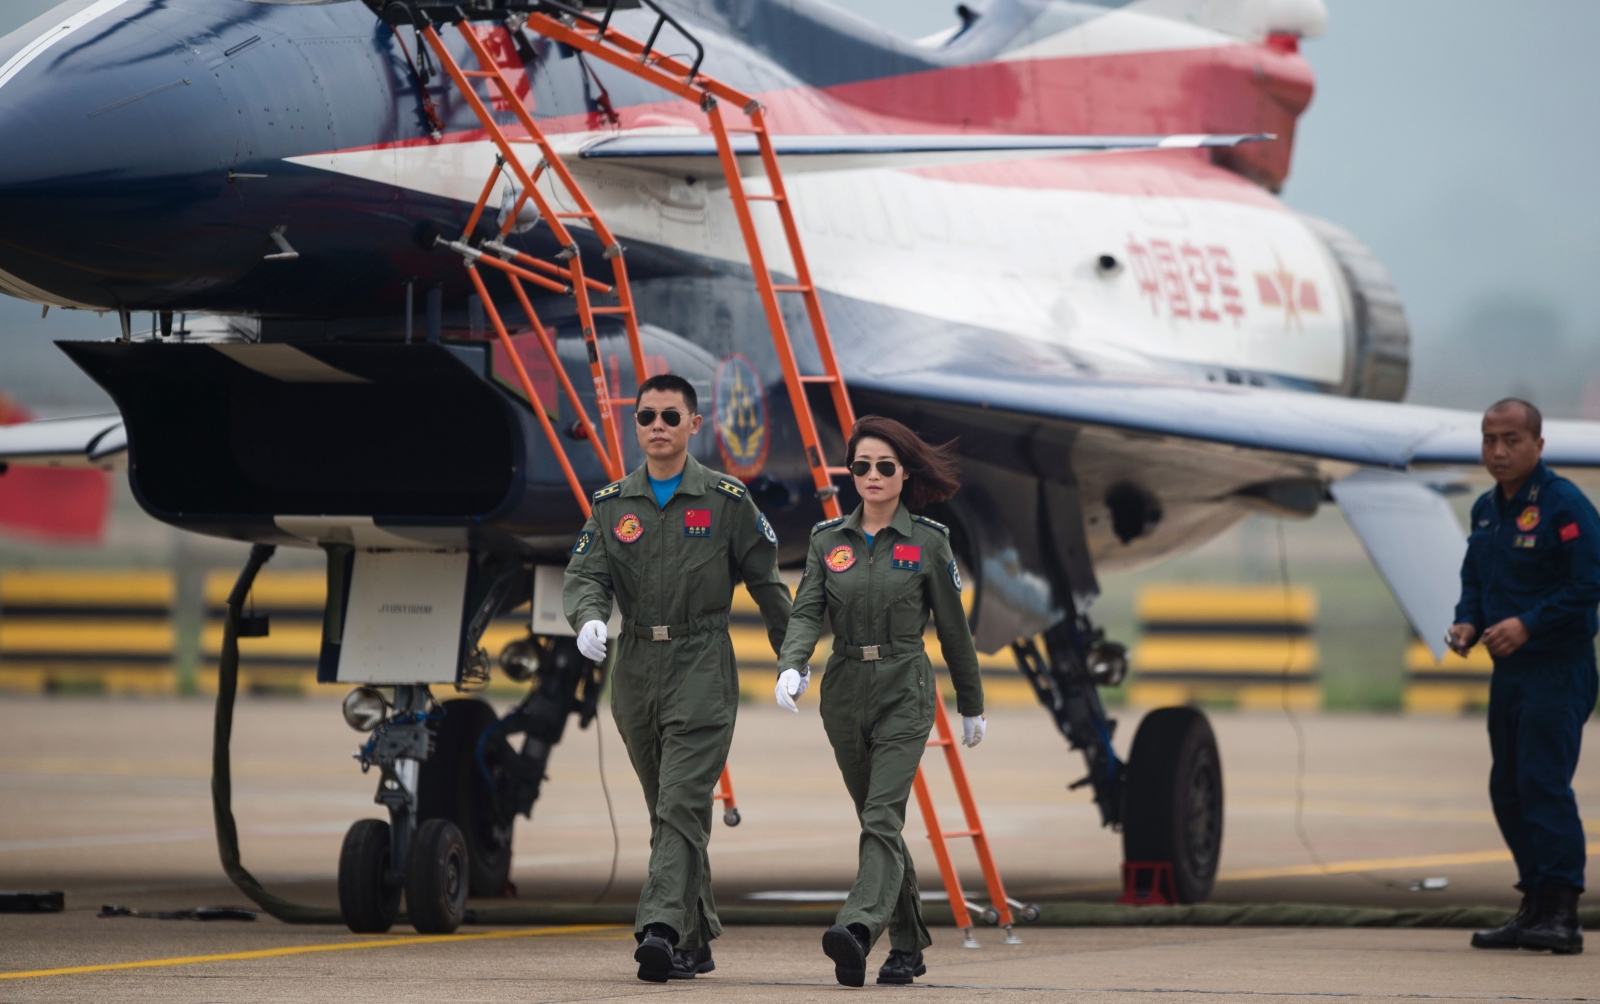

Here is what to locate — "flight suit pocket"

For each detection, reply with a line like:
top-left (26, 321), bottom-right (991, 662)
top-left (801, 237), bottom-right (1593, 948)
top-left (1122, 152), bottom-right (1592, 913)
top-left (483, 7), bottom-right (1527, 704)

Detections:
top-left (681, 543), bottom-right (730, 617)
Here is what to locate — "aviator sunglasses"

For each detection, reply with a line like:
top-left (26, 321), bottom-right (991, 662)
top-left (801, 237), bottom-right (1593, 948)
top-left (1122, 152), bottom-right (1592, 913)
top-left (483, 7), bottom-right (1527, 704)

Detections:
top-left (635, 408), bottom-right (685, 427)
top-left (850, 459), bottom-right (902, 478)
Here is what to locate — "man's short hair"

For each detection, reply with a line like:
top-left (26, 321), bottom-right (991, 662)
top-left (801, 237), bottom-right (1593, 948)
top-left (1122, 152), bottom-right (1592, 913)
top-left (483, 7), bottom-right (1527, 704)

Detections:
top-left (1486, 397), bottom-right (1543, 437)
top-left (637, 373), bottom-right (697, 414)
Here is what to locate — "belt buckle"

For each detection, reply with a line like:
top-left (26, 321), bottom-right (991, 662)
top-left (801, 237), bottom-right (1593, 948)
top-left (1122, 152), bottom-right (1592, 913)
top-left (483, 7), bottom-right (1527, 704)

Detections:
top-left (861, 644), bottom-right (881, 661)
top-left (651, 625), bottom-right (670, 642)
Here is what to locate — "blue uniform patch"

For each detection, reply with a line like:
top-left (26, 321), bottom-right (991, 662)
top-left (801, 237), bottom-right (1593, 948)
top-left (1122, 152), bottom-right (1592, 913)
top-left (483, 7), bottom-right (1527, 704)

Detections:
top-left (759, 513), bottom-right (778, 545)
top-left (572, 530), bottom-right (595, 555)
top-left (949, 559), bottom-right (962, 591)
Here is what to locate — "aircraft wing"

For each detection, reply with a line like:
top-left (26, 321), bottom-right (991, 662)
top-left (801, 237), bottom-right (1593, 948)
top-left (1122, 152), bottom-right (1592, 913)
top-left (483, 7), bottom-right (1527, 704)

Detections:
top-left (0, 413), bottom-right (126, 467)
top-left (571, 132), bottom-right (1270, 177)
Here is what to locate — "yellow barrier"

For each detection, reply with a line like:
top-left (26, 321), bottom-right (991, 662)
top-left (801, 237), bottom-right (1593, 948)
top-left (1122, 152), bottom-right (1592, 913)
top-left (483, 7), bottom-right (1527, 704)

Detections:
top-left (0, 570), bottom-right (176, 694)
top-left (1128, 584), bottom-right (1320, 709)
top-left (1402, 640), bottom-right (1493, 714)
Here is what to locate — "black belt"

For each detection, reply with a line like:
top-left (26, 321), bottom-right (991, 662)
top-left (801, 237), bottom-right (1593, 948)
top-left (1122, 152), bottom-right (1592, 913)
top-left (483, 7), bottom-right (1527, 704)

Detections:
top-left (833, 638), bottom-right (900, 662)
top-left (627, 615), bottom-right (729, 642)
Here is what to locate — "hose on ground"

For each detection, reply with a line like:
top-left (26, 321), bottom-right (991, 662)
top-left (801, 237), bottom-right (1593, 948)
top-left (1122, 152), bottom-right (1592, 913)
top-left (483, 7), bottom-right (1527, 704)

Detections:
top-left (210, 543), bottom-right (342, 924)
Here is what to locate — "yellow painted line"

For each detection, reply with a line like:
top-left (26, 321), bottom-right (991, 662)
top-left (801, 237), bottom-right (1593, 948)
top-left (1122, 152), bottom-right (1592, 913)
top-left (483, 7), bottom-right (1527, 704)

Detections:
top-left (0, 923), bottom-right (624, 982)
top-left (1219, 842), bottom-right (1600, 883)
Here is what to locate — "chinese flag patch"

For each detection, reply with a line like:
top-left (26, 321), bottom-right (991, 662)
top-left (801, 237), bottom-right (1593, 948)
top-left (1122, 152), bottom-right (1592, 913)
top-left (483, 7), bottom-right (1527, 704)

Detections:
top-left (683, 508), bottom-right (712, 537)
top-left (891, 543), bottom-right (921, 571)
top-left (1561, 522), bottom-right (1580, 542)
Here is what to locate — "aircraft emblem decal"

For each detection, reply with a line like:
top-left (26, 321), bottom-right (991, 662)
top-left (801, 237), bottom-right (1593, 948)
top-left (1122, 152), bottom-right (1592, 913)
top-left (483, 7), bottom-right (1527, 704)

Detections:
top-left (613, 513), bottom-right (644, 544)
top-left (1517, 506), bottom-right (1540, 532)
top-left (1126, 236), bottom-right (1244, 326)
top-left (714, 354), bottom-right (769, 479)
top-left (1255, 250), bottom-right (1321, 330)
top-left (825, 544), bottom-right (856, 572)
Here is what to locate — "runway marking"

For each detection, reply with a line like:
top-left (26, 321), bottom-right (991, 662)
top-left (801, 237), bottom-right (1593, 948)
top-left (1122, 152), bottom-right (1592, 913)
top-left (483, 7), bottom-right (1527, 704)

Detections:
top-left (1218, 842), bottom-right (1600, 882)
top-left (0, 924), bottom-right (625, 982)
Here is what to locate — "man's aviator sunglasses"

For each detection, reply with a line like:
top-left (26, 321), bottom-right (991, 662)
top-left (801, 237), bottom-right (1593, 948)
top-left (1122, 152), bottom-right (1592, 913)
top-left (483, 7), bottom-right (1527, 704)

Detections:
top-left (850, 460), bottom-right (902, 478)
top-left (635, 408), bottom-right (687, 427)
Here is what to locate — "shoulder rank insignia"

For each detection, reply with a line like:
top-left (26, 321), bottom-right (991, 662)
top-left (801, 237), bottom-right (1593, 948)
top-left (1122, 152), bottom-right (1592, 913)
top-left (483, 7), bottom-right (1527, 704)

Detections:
top-left (812, 516), bottom-right (845, 535)
top-left (911, 514), bottom-right (950, 536)
top-left (592, 482), bottom-right (623, 502)
top-left (714, 479), bottom-right (746, 500)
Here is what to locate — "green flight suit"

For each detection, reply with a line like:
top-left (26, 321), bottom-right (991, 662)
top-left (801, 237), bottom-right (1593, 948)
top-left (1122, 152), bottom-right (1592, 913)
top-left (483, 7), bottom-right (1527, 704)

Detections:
top-left (564, 454), bottom-right (791, 949)
top-left (777, 503), bottom-right (984, 953)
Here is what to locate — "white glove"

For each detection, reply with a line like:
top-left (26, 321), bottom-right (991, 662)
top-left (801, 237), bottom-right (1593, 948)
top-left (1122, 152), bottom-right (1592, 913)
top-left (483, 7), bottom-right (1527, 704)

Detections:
top-left (962, 715), bottom-right (986, 748)
top-left (775, 667), bottom-right (809, 712)
top-left (577, 620), bottom-right (608, 662)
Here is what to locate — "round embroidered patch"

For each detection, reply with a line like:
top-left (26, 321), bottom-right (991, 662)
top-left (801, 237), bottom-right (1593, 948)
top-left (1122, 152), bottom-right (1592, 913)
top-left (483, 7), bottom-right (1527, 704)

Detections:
top-left (949, 559), bottom-right (962, 591)
top-left (825, 544), bottom-right (856, 572)
top-left (613, 513), bottom-right (644, 543)
top-left (759, 512), bottom-right (778, 545)
top-left (1517, 506), bottom-right (1540, 532)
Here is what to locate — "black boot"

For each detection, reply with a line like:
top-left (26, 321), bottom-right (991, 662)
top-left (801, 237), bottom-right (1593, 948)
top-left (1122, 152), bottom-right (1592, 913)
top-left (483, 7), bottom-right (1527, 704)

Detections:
top-left (823, 923), bottom-right (869, 987)
top-left (1471, 894), bottom-right (1538, 949)
top-left (634, 923), bottom-right (678, 983)
top-left (876, 948), bottom-right (926, 985)
top-left (668, 943), bottom-right (714, 980)
top-left (1519, 885), bottom-right (1584, 954)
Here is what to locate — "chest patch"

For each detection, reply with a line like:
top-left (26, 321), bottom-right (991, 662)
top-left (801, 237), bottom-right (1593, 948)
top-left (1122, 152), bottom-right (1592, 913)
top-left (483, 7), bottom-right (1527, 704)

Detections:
top-left (1514, 534), bottom-right (1538, 549)
top-left (613, 513), bottom-right (644, 544)
top-left (825, 544), bottom-right (856, 572)
top-left (1517, 506), bottom-right (1540, 531)
top-left (572, 530), bottom-right (595, 555)
top-left (683, 509), bottom-right (712, 537)
top-left (891, 543), bottom-right (921, 571)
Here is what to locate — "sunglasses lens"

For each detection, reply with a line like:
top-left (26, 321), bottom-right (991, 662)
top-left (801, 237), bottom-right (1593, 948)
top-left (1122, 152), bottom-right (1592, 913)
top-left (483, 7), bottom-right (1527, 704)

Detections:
top-left (850, 461), bottom-right (870, 477)
top-left (636, 409), bottom-right (684, 427)
top-left (660, 409), bottom-right (681, 427)
top-left (635, 410), bottom-right (656, 426)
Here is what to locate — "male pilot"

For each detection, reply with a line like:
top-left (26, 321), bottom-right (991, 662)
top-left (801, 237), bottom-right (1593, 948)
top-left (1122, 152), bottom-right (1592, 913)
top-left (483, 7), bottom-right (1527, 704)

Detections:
top-left (564, 373), bottom-right (791, 981)
top-left (1452, 398), bottom-right (1600, 955)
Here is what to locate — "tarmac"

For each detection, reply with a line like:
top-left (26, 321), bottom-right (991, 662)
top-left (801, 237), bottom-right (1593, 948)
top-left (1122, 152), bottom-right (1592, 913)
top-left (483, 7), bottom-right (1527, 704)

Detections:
top-left (3, 695), bottom-right (1598, 1000)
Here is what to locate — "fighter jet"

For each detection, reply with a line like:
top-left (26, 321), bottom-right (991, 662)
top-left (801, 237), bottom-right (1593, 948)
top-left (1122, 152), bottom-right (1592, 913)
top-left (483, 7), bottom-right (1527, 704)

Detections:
top-left (3, 0), bottom-right (1597, 929)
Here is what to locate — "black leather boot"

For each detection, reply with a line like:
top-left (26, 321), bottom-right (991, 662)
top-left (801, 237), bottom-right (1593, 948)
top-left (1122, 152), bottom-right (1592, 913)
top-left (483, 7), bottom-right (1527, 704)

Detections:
top-left (667, 943), bottom-right (714, 979)
top-left (1471, 894), bottom-right (1538, 949)
top-left (1519, 885), bottom-right (1584, 954)
top-left (634, 923), bottom-right (678, 982)
top-left (823, 923), bottom-right (869, 987)
top-left (876, 948), bottom-right (926, 985)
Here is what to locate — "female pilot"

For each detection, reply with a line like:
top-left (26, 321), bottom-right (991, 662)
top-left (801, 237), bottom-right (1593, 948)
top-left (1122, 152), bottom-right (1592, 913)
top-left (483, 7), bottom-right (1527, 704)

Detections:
top-left (773, 415), bottom-right (985, 988)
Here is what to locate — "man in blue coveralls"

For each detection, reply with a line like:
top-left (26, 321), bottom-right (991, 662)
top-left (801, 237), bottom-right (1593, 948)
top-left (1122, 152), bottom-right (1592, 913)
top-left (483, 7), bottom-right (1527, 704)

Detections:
top-left (1451, 398), bottom-right (1600, 955)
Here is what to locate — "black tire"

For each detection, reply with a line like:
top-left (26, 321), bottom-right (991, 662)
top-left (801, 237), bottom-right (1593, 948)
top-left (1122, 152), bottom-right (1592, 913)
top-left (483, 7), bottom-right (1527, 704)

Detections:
top-left (417, 698), bottom-right (511, 897)
top-left (1122, 706), bottom-right (1224, 904)
top-left (338, 818), bottom-right (400, 933)
top-left (405, 818), bottom-right (469, 934)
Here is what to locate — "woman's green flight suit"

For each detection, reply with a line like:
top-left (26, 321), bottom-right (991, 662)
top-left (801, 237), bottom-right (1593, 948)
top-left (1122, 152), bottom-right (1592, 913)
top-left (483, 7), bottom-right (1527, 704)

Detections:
top-left (776, 501), bottom-right (984, 957)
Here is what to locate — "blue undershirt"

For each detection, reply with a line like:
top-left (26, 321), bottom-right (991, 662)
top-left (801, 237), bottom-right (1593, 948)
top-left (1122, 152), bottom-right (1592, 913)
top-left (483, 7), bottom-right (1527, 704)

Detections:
top-left (864, 531), bottom-right (875, 549)
top-left (649, 472), bottom-right (683, 509)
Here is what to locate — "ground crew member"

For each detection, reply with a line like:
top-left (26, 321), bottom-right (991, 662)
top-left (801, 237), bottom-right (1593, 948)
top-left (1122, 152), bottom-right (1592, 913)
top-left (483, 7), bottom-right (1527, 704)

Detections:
top-left (564, 373), bottom-right (791, 982)
top-left (774, 415), bottom-right (985, 987)
top-left (1451, 398), bottom-right (1600, 955)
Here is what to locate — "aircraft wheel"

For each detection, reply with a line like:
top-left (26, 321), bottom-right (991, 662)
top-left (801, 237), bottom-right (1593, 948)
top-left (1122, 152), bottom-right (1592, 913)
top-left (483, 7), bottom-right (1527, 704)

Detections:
top-left (405, 818), bottom-right (469, 933)
top-left (338, 818), bottom-right (400, 933)
top-left (1122, 706), bottom-right (1223, 904)
top-left (418, 698), bottom-right (511, 897)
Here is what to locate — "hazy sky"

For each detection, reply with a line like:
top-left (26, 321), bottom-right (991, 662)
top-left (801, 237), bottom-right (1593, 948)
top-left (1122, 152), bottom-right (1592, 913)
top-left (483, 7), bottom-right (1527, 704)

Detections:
top-left (1, 0), bottom-right (1594, 412)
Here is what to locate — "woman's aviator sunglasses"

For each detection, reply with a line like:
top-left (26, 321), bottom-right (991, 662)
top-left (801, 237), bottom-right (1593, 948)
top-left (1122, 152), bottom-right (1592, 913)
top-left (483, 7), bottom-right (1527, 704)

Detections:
top-left (635, 408), bottom-right (685, 427)
top-left (850, 460), bottom-right (901, 478)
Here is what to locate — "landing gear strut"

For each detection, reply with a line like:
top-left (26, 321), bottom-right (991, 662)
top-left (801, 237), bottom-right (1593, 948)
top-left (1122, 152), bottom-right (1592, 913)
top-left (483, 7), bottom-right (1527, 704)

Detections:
top-left (1013, 616), bottom-right (1223, 904)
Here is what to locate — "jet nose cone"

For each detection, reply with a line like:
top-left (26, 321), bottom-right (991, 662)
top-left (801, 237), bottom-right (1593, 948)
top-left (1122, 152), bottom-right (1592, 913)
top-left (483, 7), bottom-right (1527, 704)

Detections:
top-left (0, 1), bottom-right (239, 307)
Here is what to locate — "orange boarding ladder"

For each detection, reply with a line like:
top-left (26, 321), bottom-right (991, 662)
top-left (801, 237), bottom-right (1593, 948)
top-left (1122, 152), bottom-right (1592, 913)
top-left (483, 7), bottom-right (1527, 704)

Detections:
top-left (913, 694), bottom-right (1023, 947)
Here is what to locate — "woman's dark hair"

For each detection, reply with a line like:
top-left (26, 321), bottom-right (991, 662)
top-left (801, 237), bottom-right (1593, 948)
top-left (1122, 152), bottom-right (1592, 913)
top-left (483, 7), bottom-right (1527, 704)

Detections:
top-left (846, 415), bottom-right (960, 511)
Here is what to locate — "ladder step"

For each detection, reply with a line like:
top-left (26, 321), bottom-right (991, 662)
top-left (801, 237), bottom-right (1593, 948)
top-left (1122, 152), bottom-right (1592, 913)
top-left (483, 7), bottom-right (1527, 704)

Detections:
top-left (590, 306), bottom-right (629, 314)
top-left (772, 284), bottom-right (812, 292)
top-left (942, 829), bottom-right (980, 839)
top-left (746, 194), bottom-right (785, 202)
top-left (824, 466), bottom-right (852, 477)
top-left (463, 70), bottom-right (496, 78)
top-left (799, 375), bottom-right (837, 383)
top-left (555, 212), bottom-right (595, 219)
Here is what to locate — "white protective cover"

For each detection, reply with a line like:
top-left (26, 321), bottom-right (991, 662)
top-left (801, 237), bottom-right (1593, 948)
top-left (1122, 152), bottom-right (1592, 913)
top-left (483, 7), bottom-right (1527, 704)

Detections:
top-left (335, 551), bottom-right (470, 684)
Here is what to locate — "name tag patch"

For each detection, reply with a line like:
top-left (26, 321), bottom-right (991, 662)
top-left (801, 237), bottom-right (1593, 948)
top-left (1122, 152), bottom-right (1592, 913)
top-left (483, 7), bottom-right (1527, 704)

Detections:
top-left (684, 509), bottom-right (712, 537)
top-left (1514, 534), bottom-right (1538, 549)
top-left (891, 543), bottom-right (921, 571)
top-left (613, 513), bottom-right (644, 544)
top-left (1561, 522), bottom-right (1581, 542)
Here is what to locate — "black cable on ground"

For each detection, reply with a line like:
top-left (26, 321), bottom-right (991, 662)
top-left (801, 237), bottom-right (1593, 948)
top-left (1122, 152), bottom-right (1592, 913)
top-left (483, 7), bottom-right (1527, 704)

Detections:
top-left (210, 543), bottom-right (342, 924)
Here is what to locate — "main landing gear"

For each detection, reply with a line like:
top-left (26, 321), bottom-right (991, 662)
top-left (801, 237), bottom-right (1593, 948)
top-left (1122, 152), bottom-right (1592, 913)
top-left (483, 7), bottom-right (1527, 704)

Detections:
top-left (1013, 616), bottom-right (1223, 904)
top-left (335, 636), bottom-right (604, 933)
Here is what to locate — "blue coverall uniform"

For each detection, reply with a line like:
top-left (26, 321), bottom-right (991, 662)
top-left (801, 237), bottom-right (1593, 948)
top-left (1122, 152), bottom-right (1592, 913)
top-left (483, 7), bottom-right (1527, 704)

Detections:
top-left (1455, 461), bottom-right (1600, 893)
